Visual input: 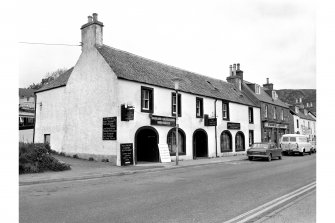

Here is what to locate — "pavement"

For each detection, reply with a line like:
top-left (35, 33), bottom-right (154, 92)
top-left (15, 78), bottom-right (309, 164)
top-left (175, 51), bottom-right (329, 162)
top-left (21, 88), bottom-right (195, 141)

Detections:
top-left (19, 153), bottom-right (247, 186)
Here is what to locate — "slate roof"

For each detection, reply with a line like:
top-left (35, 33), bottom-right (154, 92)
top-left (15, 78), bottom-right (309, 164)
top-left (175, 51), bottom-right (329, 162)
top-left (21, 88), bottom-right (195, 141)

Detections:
top-left (243, 80), bottom-right (288, 108)
top-left (97, 45), bottom-right (257, 107)
top-left (35, 45), bottom-right (257, 107)
top-left (35, 67), bottom-right (74, 93)
top-left (19, 88), bottom-right (35, 97)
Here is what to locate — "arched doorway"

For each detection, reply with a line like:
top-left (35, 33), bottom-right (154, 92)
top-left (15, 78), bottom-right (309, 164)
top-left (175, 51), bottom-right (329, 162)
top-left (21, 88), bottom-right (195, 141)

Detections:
top-left (135, 126), bottom-right (159, 162)
top-left (235, 131), bottom-right (245, 152)
top-left (221, 130), bottom-right (232, 152)
top-left (167, 128), bottom-right (186, 156)
top-left (193, 129), bottom-right (208, 159)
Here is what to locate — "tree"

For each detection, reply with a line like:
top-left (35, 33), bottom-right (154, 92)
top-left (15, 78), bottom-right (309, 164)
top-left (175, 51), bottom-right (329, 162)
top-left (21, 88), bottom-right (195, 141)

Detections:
top-left (28, 68), bottom-right (68, 90)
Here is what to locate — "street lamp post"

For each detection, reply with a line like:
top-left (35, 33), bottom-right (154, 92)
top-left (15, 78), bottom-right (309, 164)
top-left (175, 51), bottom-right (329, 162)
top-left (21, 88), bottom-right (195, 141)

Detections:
top-left (172, 78), bottom-right (182, 166)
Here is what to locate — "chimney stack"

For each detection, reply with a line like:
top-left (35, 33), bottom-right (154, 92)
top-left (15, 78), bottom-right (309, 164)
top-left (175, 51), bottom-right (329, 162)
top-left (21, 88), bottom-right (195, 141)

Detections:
top-left (233, 64), bottom-right (236, 75)
top-left (93, 13), bottom-right (98, 22)
top-left (263, 77), bottom-right (273, 90)
top-left (81, 13), bottom-right (104, 51)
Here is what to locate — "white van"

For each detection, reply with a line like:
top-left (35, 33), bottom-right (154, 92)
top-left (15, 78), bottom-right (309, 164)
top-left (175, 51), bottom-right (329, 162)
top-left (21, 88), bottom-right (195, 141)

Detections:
top-left (280, 134), bottom-right (312, 156)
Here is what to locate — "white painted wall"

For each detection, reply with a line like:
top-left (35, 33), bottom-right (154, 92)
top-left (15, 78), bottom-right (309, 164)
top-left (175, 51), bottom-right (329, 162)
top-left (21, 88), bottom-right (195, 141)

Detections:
top-left (19, 129), bottom-right (34, 143)
top-left (62, 46), bottom-right (119, 161)
top-left (34, 87), bottom-right (66, 152)
top-left (117, 79), bottom-right (262, 164)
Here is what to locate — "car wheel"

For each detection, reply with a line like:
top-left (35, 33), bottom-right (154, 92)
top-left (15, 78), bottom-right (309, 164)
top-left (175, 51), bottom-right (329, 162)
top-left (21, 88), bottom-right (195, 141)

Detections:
top-left (278, 155), bottom-right (282, 160)
top-left (248, 157), bottom-right (253, 161)
top-left (267, 154), bottom-right (272, 162)
top-left (309, 150), bottom-right (312, 155)
top-left (300, 151), bottom-right (304, 156)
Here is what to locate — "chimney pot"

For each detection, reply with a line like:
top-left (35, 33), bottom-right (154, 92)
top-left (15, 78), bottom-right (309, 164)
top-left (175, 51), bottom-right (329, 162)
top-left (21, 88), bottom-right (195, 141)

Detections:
top-left (266, 78), bottom-right (269, 84)
top-left (229, 65), bottom-right (233, 76)
top-left (237, 63), bottom-right (240, 70)
top-left (233, 64), bottom-right (236, 75)
top-left (88, 16), bottom-right (93, 23)
top-left (93, 13), bottom-right (98, 22)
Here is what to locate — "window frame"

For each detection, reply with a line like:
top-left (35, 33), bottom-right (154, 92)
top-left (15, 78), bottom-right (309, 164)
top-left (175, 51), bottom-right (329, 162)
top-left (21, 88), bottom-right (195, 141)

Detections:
top-left (281, 109), bottom-right (284, 121)
top-left (264, 105), bottom-right (268, 118)
top-left (248, 107), bottom-right (254, 124)
top-left (195, 97), bottom-right (204, 118)
top-left (141, 86), bottom-right (154, 113)
top-left (167, 128), bottom-right (186, 156)
top-left (222, 101), bottom-right (230, 120)
top-left (171, 92), bottom-right (182, 117)
top-left (255, 85), bottom-right (260, 94)
top-left (273, 106), bottom-right (277, 119)
top-left (220, 130), bottom-right (232, 152)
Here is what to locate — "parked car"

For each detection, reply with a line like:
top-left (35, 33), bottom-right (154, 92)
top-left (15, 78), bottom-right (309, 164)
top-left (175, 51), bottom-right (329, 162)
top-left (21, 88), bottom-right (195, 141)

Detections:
top-left (247, 142), bottom-right (282, 161)
top-left (280, 134), bottom-right (312, 156)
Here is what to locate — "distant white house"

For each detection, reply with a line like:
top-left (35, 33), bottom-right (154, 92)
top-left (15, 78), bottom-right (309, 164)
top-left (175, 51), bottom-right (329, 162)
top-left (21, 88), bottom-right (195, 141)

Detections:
top-left (290, 106), bottom-right (316, 141)
top-left (19, 88), bottom-right (35, 143)
top-left (34, 14), bottom-right (261, 166)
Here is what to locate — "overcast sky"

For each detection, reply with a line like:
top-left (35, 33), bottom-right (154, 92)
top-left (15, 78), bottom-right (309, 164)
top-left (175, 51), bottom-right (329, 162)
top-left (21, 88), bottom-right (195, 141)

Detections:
top-left (19, 0), bottom-right (315, 89)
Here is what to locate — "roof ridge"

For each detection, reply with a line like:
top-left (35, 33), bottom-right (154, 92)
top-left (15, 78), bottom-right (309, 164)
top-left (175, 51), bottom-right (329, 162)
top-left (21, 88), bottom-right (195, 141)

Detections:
top-left (99, 44), bottom-right (233, 87)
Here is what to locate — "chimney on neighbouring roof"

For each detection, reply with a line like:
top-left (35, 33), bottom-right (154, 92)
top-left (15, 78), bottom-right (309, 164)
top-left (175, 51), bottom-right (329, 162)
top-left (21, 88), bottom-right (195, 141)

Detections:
top-left (81, 13), bottom-right (104, 51)
top-left (263, 78), bottom-right (273, 90)
top-left (235, 63), bottom-right (243, 80)
top-left (226, 63), bottom-right (243, 91)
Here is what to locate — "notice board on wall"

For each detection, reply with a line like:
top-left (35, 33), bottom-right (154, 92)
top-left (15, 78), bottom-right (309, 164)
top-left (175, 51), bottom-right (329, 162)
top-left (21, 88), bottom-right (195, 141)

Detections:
top-left (120, 143), bottom-right (134, 166)
top-left (158, 144), bottom-right (172, 163)
top-left (103, 117), bottom-right (117, 140)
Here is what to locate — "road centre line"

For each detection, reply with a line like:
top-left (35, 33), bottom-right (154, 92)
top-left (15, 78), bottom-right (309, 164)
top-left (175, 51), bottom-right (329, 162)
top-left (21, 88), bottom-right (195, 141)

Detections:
top-left (224, 181), bottom-right (316, 223)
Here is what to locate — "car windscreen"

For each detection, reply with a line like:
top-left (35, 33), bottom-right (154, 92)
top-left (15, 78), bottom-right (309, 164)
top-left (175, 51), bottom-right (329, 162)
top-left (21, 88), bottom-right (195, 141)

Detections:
top-left (290, 137), bottom-right (297, 142)
top-left (282, 137), bottom-right (289, 142)
top-left (251, 144), bottom-right (268, 149)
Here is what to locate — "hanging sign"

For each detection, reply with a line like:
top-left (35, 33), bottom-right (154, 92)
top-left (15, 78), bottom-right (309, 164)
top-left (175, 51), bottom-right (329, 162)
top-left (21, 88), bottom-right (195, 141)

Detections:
top-left (120, 143), bottom-right (134, 166)
top-left (150, 115), bottom-right (176, 127)
top-left (204, 114), bottom-right (217, 126)
top-left (227, 122), bottom-right (240, 130)
top-left (121, 104), bottom-right (134, 121)
top-left (103, 117), bottom-right (117, 140)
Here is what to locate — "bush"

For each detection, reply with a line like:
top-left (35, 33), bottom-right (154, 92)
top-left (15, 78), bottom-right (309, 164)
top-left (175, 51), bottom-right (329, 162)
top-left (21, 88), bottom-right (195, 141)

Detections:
top-left (88, 157), bottom-right (94, 161)
top-left (101, 158), bottom-right (109, 162)
top-left (19, 143), bottom-right (71, 174)
top-left (73, 154), bottom-right (79, 159)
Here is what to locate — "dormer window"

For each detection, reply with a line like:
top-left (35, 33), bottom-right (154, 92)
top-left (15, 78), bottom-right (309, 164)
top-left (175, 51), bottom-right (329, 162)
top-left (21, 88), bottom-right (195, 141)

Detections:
top-left (255, 85), bottom-right (261, 94)
top-left (295, 106), bottom-right (299, 114)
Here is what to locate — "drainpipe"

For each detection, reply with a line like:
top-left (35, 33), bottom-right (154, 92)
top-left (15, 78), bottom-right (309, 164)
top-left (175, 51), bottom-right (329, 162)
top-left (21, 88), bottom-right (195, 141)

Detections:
top-left (214, 99), bottom-right (218, 157)
top-left (33, 93), bottom-right (37, 143)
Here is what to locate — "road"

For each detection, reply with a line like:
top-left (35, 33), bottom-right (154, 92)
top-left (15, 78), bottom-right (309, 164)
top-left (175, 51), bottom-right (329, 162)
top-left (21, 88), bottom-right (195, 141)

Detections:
top-left (20, 154), bottom-right (316, 223)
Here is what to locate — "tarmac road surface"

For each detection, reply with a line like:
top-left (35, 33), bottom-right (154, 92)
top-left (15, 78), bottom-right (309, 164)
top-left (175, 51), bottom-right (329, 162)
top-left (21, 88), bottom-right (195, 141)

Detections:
top-left (20, 154), bottom-right (316, 223)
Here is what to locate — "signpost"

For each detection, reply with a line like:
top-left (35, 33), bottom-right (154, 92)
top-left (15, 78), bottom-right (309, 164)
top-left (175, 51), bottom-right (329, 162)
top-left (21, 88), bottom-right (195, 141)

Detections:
top-left (227, 122), bottom-right (240, 130)
top-left (150, 115), bottom-right (176, 127)
top-left (103, 117), bottom-right (117, 140)
top-left (120, 143), bottom-right (133, 166)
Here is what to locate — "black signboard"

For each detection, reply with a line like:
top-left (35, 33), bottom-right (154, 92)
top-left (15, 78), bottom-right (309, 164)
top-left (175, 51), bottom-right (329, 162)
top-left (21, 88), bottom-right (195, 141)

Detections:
top-left (120, 143), bottom-right (133, 166)
top-left (204, 115), bottom-right (217, 126)
top-left (227, 122), bottom-right (240, 130)
top-left (121, 104), bottom-right (134, 121)
top-left (103, 117), bottom-right (117, 140)
top-left (150, 115), bottom-right (176, 127)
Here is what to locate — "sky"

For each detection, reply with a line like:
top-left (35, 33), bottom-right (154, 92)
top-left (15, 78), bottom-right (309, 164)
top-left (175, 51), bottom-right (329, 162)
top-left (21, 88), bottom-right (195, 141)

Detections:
top-left (19, 0), bottom-right (315, 89)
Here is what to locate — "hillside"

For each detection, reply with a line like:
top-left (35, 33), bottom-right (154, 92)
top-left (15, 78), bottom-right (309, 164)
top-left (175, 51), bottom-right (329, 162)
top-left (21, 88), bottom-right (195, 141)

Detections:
top-left (276, 89), bottom-right (316, 114)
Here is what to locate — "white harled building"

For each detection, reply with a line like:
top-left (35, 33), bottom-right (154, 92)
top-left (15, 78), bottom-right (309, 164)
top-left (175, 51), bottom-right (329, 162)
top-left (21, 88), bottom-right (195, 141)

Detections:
top-left (34, 14), bottom-right (261, 166)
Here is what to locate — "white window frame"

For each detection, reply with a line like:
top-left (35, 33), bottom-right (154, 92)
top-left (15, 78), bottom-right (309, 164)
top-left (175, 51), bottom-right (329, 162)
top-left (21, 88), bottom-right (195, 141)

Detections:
top-left (223, 103), bottom-right (228, 119)
top-left (142, 89), bottom-right (150, 110)
top-left (255, 85), bottom-right (260, 94)
top-left (264, 105), bottom-right (268, 118)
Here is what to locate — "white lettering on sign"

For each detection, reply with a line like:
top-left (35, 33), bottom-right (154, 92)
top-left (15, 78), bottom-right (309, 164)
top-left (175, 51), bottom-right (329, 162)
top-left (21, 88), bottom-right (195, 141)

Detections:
top-left (158, 144), bottom-right (171, 163)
